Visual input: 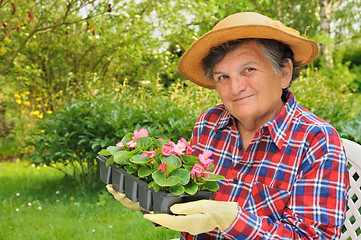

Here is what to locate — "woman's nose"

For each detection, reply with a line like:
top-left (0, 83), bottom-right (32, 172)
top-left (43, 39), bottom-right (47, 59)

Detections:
top-left (230, 76), bottom-right (247, 95)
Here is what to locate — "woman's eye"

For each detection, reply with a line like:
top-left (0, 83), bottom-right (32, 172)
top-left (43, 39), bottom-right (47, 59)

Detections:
top-left (215, 75), bottom-right (229, 83)
top-left (214, 75), bottom-right (229, 83)
top-left (244, 67), bottom-right (256, 75)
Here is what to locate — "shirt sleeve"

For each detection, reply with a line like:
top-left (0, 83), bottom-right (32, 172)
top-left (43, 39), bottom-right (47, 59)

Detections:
top-left (222, 129), bottom-right (350, 239)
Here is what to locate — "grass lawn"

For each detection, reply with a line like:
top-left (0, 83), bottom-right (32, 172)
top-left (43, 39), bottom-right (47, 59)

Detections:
top-left (0, 160), bottom-right (179, 240)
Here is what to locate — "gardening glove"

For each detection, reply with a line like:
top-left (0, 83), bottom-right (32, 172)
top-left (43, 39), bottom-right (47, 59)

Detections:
top-left (106, 184), bottom-right (145, 211)
top-left (144, 199), bottom-right (239, 235)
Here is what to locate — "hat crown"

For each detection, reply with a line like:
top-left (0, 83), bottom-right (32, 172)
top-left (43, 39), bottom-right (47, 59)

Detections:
top-left (213, 12), bottom-right (300, 36)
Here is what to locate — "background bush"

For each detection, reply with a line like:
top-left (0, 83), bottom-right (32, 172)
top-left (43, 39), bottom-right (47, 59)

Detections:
top-left (26, 83), bottom-right (219, 186)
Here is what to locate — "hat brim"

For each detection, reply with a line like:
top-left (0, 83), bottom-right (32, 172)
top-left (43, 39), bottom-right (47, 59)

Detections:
top-left (178, 25), bottom-right (318, 89)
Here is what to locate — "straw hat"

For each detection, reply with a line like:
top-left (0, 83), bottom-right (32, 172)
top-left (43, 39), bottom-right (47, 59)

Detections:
top-left (177, 12), bottom-right (318, 89)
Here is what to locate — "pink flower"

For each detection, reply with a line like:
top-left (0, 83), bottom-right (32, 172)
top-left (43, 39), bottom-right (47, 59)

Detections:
top-left (162, 145), bottom-right (172, 156)
top-left (116, 141), bottom-right (124, 149)
top-left (125, 128), bottom-right (149, 148)
top-left (126, 140), bottom-right (137, 148)
top-left (141, 151), bottom-right (156, 158)
top-left (190, 164), bottom-right (204, 178)
top-left (134, 128), bottom-right (149, 140)
top-left (199, 150), bottom-right (213, 169)
top-left (158, 138), bottom-right (164, 140)
top-left (180, 137), bottom-right (193, 155)
top-left (172, 141), bottom-right (186, 155)
top-left (158, 162), bottom-right (167, 172)
top-left (167, 140), bottom-right (176, 148)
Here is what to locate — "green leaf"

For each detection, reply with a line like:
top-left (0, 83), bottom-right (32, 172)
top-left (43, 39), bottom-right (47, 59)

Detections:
top-left (113, 151), bottom-right (133, 165)
top-left (184, 183), bottom-right (198, 195)
top-left (163, 161), bottom-right (178, 175)
top-left (138, 166), bottom-right (153, 178)
top-left (106, 146), bottom-right (120, 155)
top-left (161, 154), bottom-right (181, 167)
top-left (152, 171), bottom-right (181, 187)
top-left (181, 155), bottom-right (198, 164)
top-left (203, 173), bottom-right (225, 181)
top-left (205, 181), bottom-right (220, 192)
top-left (169, 184), bottom-right (185, 195)
top-left (130, 154), bottom-right (150, 164)
top-left (171, 168), bottom-right (190, 185)
top-left (105, 155), bottom-right (114, 167)
top-left (121, 133), bottom-right (134, 145)
top-left (98, 149), bottom-right (111, 156)
top-left (136, 137), bottom-right (152, 148)
top-left (124, 165), bottom-right (137, 175)
top-left (208, 163), bottom-right (215, 171)
top-left (148, 181), bottom-right (160, 192)
top-left (153, 138), bottom-right (169, 148)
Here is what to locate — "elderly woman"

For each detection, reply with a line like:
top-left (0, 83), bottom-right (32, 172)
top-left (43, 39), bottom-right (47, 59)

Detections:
top-left (109, 12), bottom-right (350, 239)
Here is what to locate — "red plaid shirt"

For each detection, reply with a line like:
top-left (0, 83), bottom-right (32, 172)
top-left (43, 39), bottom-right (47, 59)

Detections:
top-left (182, 91), bottom-right (349, 240)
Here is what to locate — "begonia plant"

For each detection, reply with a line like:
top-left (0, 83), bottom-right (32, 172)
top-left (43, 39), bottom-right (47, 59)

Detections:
top-left (98, 128), bottom-right (224, 195)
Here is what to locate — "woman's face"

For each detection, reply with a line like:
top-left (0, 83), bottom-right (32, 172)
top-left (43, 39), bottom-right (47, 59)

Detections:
top-left (213, 40), bottom-right (292, 129)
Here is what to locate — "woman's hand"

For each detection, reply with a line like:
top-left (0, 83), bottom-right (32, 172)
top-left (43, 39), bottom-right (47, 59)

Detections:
top-left (144, 199), bottom-right (239, 235)
top-left (106, 184), bottom-right (145, 211)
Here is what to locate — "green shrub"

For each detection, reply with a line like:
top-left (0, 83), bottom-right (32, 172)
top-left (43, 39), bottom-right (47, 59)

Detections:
top-left (338, 112), bottom-right (361, 144)
top-left (292, 67), bottom-right (360, 129)
top-left (26, 84), bottom-right (219, 186)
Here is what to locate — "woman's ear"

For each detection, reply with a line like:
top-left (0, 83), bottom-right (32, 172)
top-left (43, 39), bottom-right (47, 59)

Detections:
top-left (280, 58), bottom-right (293, 88)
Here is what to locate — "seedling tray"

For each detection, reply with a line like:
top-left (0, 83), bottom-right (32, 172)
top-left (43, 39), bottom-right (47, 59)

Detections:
top-left (98, 155), bottom-right (213, 213)
top-left (97, 155), bottom-right (112, 184)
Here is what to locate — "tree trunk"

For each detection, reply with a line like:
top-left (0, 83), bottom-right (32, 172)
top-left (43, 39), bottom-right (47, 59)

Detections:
top-left (319, 0), bottom-right (334, 68)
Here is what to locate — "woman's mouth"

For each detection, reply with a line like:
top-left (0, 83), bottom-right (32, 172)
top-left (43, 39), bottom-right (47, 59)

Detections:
top-left (233, 94), bottom-right (255, 102)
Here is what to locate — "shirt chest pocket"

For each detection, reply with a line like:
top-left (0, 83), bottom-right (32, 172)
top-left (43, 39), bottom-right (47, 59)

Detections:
top-left (243, 181), bottom-right (291, 222)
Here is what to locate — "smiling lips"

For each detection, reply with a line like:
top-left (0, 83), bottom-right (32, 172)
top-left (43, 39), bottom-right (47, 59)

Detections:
top-left (233, 94), bottom-right (255, 102)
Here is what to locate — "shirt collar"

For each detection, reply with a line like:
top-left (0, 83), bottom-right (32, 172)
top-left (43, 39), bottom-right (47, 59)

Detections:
top-left (214, 105), bottom-right (235, 132)
top-left (264, 90), bottom-right (297, 150)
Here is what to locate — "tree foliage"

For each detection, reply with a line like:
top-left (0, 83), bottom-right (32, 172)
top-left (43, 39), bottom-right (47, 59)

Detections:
top-left (2, 0), bottom-right (361, 98)
top-left (2, 0), bottom-right (361, 180)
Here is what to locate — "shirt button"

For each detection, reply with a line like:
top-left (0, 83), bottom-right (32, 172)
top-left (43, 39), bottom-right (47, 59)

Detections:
top-left (233, 178), bottom-right (238, 184)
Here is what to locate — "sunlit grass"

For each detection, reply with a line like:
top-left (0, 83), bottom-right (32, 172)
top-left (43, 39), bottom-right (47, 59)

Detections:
top-left (0, 160), bottom-right (179, 240)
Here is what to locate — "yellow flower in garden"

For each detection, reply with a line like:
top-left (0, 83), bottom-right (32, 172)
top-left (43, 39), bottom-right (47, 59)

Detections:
top-left (30, 110), bottom-right (40, 116)
top-left (14, 93), bottom-right (21, 99)
top-left (46, 110), bottom-right (53, 114)
top-left (70, 197), bottom-right (75, 201)
top-left (23, 101), bottom-right (31, 106)
top-left (37, 113), bottom-right (44, 119)
top-left (37, 104), bottom-right (42, 108)
top-left (16, 99), bottom-right (22, 104)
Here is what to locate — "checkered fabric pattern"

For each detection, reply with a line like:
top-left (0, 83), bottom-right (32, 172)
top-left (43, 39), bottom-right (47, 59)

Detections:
top-left (181, 91), bottom-right (349, 240)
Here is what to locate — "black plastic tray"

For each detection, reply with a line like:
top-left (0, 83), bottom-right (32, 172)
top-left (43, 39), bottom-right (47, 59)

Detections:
top-left (98, 155), bottom-right (213, 213)
top-left (97, 155), bottom-right (112, 184)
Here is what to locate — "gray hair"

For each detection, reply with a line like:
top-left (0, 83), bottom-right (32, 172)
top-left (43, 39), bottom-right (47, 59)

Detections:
top-left (202, 38), bottom-right (301, 101)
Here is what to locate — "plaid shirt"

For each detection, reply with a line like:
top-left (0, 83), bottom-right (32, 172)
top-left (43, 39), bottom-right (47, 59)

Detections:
top-left (182, 91), bottom-right (349, 240)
